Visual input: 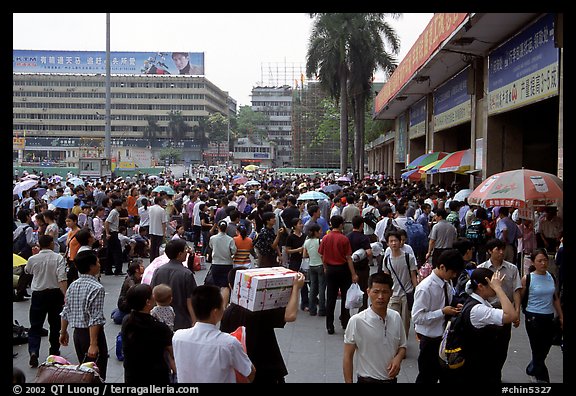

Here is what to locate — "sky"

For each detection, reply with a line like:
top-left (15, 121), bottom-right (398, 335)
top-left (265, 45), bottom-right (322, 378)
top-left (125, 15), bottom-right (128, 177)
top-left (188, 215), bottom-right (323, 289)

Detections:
top-left (13, 13), bottom-right (433, 107)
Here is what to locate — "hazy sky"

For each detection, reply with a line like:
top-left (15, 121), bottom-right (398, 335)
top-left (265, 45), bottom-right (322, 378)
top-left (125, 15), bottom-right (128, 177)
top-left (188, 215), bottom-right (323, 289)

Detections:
top-left (13, 13), bottom-right (433, 107)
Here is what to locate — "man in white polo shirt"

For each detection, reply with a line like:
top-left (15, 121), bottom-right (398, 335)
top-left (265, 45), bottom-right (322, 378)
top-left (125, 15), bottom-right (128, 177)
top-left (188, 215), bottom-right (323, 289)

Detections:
top-left (149, 195), bottom-right (167, 262)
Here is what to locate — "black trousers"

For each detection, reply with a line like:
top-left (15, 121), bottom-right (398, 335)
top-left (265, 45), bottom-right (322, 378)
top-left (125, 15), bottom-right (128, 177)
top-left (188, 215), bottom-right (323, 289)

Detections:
top-left (525, 312), bottom-right (554, 382)
top-left (106, 231), bottom-right (123, 273)
top-left (72, 326), bottom-right (108, 381)
top-left (416, 334), bottom-right (445, 383)
top-left (149, 234), bottom-right (164, 262)
top-left (28, 289), bottom-right (64, 357)
top-left (325, 264), bottom-right (352, 330)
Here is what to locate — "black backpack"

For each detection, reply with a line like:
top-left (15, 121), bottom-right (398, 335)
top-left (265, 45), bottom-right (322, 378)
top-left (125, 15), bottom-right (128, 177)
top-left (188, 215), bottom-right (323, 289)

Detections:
top-left (363, 209), bottom-right (378, 230)
top-left (465, 220), bottom-right (486, 245)
top-left (13, 225), bottom-right (32, 259)
top-left (439, 297), bottom-right (481, 370)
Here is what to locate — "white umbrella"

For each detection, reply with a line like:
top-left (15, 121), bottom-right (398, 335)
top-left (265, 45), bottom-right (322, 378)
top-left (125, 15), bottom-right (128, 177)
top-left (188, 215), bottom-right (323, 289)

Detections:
top-left (244, 180), bottom-right (261, 187)
top-left (453, 188), bottom-right (473, 202)
top-left (67, 177), bottom-right (84, 187)
top-left (13, 179), bottom-right (38, 195)
top-left (21, 174), bottom-right (40, 181)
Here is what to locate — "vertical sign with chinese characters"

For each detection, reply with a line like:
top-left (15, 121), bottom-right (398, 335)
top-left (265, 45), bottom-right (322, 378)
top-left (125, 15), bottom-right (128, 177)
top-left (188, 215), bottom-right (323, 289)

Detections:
top-left (433, 67), bottom-right (472, 131)
top-left (488, 13), bottom-right (559, 115)
top-left (409, 97), bottom-right (427, 139)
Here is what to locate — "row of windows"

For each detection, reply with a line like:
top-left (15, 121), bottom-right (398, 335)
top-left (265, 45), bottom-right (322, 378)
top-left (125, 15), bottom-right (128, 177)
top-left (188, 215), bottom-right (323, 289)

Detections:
top-left (13, 102), bottom-right (205, 111)
top-left (14, 92), bottom-right (207, 100)
top-left (234, 147), bottom-right (271, 153)
top-left (252, 101), bottom-right (292, 107)
top-left (14, 113), bottom-right (205, 122)
top-left (14, 80), bottom-right (206, 89)
top-left (261, 111), bottom-right (291, 116)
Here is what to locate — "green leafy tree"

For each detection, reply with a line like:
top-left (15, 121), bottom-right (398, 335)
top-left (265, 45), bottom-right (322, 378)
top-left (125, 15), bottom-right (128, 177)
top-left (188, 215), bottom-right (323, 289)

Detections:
top-left (236, 105), bottom-right (268, 142)
top-left (158, 148), bottom-right (181, 162)
top-left (207, 113), bottom-right (229, 143)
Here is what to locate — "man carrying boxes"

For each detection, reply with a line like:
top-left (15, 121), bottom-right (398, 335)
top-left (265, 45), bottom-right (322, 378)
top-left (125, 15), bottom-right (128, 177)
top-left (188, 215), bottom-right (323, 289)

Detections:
top-left (221, 266), bottom-right (305, 383)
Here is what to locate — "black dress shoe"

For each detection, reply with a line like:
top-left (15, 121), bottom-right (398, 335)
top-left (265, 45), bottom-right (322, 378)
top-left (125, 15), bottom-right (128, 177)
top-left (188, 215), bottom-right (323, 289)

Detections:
top-left (327, 327), bottom-right (335, 335)
top-left (29, 353), bottom-right (38, 368)
top-left (13, 294), bottom-right (29, 302)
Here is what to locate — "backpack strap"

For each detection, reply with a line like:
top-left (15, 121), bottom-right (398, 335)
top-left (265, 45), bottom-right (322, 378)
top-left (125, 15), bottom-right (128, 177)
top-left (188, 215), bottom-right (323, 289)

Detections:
top-left (385, 254), bottom-right (409, 294)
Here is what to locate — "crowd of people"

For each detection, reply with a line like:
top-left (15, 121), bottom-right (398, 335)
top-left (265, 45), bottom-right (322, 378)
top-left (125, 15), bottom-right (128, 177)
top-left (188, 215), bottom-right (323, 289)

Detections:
top-left (12, 166), bottom-right (563, 383)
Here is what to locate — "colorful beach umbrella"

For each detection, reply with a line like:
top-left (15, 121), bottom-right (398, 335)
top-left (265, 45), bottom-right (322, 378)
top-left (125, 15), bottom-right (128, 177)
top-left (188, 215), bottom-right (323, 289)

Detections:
top-left (427, 149), bottom-right (473, 174)
top-left (401, 169), bottom-right (427, 181)
top-left (405, 152), bottom-right (449, 170)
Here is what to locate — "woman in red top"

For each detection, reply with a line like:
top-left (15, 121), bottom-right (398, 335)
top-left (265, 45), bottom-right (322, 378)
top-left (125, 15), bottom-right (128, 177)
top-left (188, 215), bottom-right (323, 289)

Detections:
top-left (126, 187), bottom-right (139, 221)
top-left (65, 213), bottom-right (81, 285)
top-left (233, 225), bottom-right (253, 269)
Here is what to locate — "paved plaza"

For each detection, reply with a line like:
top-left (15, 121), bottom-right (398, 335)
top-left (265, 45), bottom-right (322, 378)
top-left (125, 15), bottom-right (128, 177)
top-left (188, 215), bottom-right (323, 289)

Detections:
top-left (13, 257), bottom-right (564, 384)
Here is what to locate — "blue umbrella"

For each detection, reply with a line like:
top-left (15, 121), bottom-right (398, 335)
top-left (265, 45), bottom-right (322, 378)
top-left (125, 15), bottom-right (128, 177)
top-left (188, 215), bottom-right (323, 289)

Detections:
top-left (297, 191), bottom-right (330, 201)
top-left (51, 196), bottom-right (81, 209)
top-left (322, 184), bottom-right (342, 194)
top-left (152, 185), bottom-right (176, 195)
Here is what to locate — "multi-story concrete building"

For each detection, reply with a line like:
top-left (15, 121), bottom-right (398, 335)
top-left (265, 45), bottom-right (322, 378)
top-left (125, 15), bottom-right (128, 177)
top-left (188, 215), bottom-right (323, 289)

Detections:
top-left (251, 85), bottom-right (293, 167)
top-left (13, 73), bottom-right (233, 167)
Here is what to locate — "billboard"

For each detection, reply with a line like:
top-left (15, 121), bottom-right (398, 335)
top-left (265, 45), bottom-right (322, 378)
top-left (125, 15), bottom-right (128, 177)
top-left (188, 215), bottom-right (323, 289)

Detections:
top-left (488, 13), bottom-right (559, 114)
top-left (13, 50), bottom-right (204, 75)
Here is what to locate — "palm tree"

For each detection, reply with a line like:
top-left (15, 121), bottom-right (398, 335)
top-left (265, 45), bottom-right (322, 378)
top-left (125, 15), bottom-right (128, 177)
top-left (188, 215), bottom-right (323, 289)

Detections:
top-left (167, 110), bottom-right (188, 142)
top-left (307, 13), bottom-right (400, 177)
top-left (348, 13), bottom-right (400, 179)
top-left (307, 13), bottom-right (353, 175)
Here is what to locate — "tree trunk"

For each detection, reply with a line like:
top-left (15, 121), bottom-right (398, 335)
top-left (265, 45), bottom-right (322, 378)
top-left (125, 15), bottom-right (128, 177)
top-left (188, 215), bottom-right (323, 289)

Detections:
top-left (355, 97), bottom-right (365, 180)
top-left (339, 71), bottom-right (348, 175)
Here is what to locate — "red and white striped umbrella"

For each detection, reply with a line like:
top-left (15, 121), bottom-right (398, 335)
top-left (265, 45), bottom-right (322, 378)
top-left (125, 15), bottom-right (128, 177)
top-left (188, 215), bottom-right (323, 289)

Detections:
top-left (467, 168), bottom-right (563, 208)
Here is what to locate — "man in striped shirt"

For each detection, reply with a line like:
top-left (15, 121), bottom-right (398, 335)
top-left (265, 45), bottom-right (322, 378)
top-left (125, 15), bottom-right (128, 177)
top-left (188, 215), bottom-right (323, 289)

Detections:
top-left (59, 250), bottom-right (108, 380)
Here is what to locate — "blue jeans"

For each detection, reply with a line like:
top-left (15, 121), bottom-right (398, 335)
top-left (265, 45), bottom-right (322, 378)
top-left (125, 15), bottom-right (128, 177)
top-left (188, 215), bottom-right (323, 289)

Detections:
top-left (308, 265), bottom-right (326, 315)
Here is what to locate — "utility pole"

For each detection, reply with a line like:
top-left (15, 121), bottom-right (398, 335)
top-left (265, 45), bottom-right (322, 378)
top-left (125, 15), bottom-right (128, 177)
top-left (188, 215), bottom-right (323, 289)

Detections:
top-left (104, 13), bottom-right (111, 160)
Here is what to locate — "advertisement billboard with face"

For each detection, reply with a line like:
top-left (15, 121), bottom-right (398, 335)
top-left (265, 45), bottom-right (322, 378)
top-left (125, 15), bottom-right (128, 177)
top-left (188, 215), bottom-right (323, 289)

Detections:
top-left (13, 50), bottom-right (204, 75)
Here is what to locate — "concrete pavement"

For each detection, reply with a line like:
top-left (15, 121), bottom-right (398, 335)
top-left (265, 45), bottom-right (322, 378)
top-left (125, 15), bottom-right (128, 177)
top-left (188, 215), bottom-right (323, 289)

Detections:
top-left (13, 259), bottom-right (564, 384)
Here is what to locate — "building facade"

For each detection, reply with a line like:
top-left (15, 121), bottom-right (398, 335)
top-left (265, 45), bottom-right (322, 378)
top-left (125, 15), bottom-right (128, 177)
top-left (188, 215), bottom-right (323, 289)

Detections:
top-left (367, 13), bottom-right (563, 188)
top-left (251, 85), bottom-right (293, 167)
top-left (13, 73), bottom-right (232, 168)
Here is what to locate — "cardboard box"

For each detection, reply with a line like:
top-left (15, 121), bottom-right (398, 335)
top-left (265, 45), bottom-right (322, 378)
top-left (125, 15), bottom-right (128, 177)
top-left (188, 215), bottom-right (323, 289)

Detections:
top-left (231, 267), bottom-right (297, 311)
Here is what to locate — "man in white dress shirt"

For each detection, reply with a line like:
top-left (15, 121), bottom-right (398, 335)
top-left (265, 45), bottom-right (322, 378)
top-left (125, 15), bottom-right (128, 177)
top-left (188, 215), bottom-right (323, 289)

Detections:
top-left (411, 249), bottom-right (465, 383)
top-left (172, 285), bottom-right (256, 383)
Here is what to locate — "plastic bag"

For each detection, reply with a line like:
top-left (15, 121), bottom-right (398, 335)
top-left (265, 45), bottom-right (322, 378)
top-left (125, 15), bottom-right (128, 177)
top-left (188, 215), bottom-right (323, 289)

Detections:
top-left (345, 283), bottom-right (364, 309)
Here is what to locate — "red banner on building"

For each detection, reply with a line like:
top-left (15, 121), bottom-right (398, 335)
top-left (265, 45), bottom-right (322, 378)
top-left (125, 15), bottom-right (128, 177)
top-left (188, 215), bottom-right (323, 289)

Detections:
top-left (375, 13), bottom-right (469, 114)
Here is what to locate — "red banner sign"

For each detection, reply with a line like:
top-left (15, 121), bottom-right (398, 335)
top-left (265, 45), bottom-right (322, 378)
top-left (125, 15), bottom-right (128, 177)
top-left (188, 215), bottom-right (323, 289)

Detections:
top-left (375, 13), bottom-right (469, 115)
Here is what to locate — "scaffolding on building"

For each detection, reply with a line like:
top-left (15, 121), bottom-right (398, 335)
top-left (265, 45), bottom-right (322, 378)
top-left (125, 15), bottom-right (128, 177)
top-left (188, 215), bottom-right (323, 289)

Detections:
top-left (258, 61), bottom-right (306, 88)
top-left (292, 82), bottom-right (340, 169)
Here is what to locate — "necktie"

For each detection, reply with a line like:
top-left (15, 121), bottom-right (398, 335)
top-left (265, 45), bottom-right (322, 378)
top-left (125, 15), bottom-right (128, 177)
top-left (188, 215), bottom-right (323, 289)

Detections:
top-left (443, 282), bottom-right (449, 307)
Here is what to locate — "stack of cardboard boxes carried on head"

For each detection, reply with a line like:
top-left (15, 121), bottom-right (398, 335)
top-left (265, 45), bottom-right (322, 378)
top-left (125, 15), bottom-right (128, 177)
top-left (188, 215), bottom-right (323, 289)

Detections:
top-left (230, 267), bottom-right (296, 311)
